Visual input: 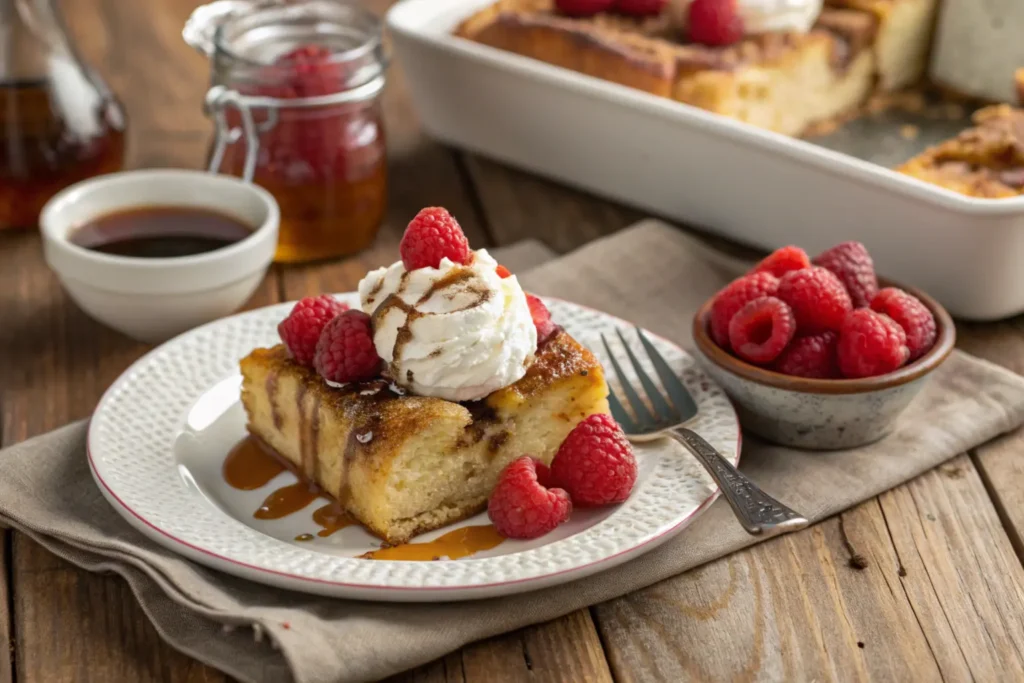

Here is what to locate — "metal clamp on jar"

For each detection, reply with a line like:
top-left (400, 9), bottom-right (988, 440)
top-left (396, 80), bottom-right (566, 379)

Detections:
top-left (185, 0), bottom-right (388, 263)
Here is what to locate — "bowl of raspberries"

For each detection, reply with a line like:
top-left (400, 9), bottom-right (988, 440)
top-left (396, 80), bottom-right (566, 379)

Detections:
top-left (692, 241), bottom-right (955, 450)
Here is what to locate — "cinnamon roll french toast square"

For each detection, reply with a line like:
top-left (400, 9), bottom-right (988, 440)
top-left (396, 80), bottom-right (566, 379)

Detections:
top-left (240, 330), bottom-right (609, 545)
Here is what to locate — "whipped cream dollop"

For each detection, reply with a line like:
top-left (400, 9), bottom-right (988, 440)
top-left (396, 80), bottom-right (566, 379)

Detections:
top-left (357, 249), bottom-right (537, 402)
top-left (673, 0), bottom-right (822, 34)
top-left (739, 0), bottom-right (822, 33)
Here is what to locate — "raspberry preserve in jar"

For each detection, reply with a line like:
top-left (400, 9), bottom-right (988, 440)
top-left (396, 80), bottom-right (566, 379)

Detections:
top-left (184, 1), bottom-right (387, 263)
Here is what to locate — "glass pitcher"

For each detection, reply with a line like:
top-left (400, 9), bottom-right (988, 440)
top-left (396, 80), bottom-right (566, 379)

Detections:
top-left (0, 0), bottom-right (126, 231)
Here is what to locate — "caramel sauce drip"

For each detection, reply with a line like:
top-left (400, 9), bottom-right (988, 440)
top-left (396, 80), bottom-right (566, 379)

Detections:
top-left (254, 482), bottom-right (320, 520)
top-left (361, 525), bottom-right (505, 561)
top-left (222, 437), bottom-right (286, 490)
top-left (312, 502), bottom-right (355, 537)
top-left (295, 533), bottom-right (315, 542)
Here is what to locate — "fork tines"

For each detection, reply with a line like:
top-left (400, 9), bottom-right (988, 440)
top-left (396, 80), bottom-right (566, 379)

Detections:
top-left (600, 328), bottom-right (698, 434)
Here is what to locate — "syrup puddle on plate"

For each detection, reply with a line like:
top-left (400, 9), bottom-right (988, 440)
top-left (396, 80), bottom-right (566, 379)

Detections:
top-left (360, 525), bottom-right (505, 561)
top-left (222, 437), bottom-right (285, 490)
top-left (222, 436), bottom-right (506, 560)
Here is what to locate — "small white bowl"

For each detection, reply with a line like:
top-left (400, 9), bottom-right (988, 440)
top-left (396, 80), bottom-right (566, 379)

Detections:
top-left (41, 169), bottom-right (279, 344)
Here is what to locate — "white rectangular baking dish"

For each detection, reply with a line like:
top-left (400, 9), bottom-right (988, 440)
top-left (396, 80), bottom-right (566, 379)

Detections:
top-left (387, 0), bottom-right (1024, 321)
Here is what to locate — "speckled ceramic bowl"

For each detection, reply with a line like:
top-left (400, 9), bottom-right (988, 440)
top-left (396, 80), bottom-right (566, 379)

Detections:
top-left (692, 282), bottom-right (956, 450)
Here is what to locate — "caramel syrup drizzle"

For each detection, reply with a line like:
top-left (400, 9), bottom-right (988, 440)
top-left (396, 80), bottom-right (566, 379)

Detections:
top-left (360, 525), bottom-right (504, 561)
top-left (254, 482), bottom-right (319, 520)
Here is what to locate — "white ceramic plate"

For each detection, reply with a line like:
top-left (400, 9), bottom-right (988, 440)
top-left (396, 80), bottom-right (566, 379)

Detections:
top-left (388, 0), bottom-right (1024, 320)
top-left (88, 295), bottom-right (740, 602)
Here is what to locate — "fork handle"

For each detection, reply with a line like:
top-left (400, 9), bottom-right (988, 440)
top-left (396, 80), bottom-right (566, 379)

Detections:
top-left (669, 427), bottom-right (809, 537)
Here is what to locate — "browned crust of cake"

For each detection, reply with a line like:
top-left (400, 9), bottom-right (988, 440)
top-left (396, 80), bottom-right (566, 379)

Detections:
top-left (897, 105), bottom-right (1024, 198)
top-left (455, 0), bottom-right (874, 95)
top-left (1016, 68), bottom-right (1024, 106)
top-left (243, 330), bottom-right (598, 456)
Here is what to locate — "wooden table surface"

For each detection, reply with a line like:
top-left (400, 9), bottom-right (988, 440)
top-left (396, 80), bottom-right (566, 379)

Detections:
top-left (4, 1), bottom-right (1024, 681)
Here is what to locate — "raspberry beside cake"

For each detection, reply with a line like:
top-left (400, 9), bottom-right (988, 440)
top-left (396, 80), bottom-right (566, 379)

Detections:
top-left (239, 208), bottom-right (611, 544)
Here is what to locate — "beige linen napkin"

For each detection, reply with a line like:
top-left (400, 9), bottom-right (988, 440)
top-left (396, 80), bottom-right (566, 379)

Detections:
top-left (3, 220), bottom-right (1024, 683)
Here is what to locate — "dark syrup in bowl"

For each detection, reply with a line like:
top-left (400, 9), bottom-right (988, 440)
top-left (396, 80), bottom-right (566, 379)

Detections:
top-left (69, 206), bottom-right (254, 258)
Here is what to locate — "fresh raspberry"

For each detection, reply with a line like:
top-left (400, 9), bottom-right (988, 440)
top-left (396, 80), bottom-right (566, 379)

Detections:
top-left (837, 309), bottom-right (909, 379)
top-left (774, 332), bottom-right (840, 379)
top-left (709, 272), bottom-right (779, 348)
top-left (555, 0), bottom-right (614, 16)
top-left (488, 456), bottom-right (572, 539)
top-left (614, 0), bottom-right (666, 16)
top-left (277, 295), bottom-right (349, 366)
top-left (870, 288), bottom-right (937, 361)
top-left (776, 267), bottom-right (853, 334)
top-left (495, 264), bottom-right (512, 279)
top-left (812, 241), bottom-right (879, 308)
top-left (751, 246), bottom-right (811, 278)
top-left (688, 0), bottom-right (744, 46)
top-left (313, 310), bottom-right (381, 383)
top-left (551, 414), bottom-right (638, 506)
top-left (399, 207), bottom-right (472, 270)
top-left (526, 294), bottom-right (558, 343)
top-left (727, 297), bottom-right (796, 365)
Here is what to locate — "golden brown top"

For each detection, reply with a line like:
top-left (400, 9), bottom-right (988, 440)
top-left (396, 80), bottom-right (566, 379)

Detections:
top-left (499, 329), bottom-right (601, 402)
top-left (897, 105), bottom-right (1024, 198)
top-left (457, 0), bottom-right (866, 74)
top-left (241, 329), bottom-right (603, 447)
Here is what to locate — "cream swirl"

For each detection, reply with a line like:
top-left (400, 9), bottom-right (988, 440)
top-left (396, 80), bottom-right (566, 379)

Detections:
top-left (673, 0), bottom-right (822, 33)
top-left (357, 250), bottom-right (537, 402)
top-left (738, 0), bottom-right (821, 33)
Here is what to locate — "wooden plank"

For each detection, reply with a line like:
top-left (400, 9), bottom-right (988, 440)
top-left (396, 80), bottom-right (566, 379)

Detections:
top-left (390, 611), bottom-right (612, 683)
top-left (80, 0), bottom-right (212, 140)
top-left (956, 320), bottom-right (1024, 566)
top-left (594, 453), bottom-right (1024, 682)
top-left (11, 537), bottom-right (230, 683)
top-left (0, 532), bottom-right (11, 683)
top-left (462, 154), bottom-right (763, 263)
top-left (594, 500), bottom-right (944, 682)
top-left (461, 155), bottom-right (640, 253)
top-left (461, 610), bottom-right (612, 683)
top-left (878, 456), bottom-right (1024, 679)
top-left (956, 318), bottom-right (1024, 376)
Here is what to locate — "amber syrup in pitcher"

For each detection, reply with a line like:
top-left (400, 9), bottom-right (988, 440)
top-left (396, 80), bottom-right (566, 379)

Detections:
top-left (0, 80), bottom-right (124, 229)
top-left (0, 0), bottom-right (126, 230)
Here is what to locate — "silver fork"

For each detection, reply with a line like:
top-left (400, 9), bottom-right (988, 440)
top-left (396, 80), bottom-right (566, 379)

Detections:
top-left (601, 328), bottom-right (809, 537)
